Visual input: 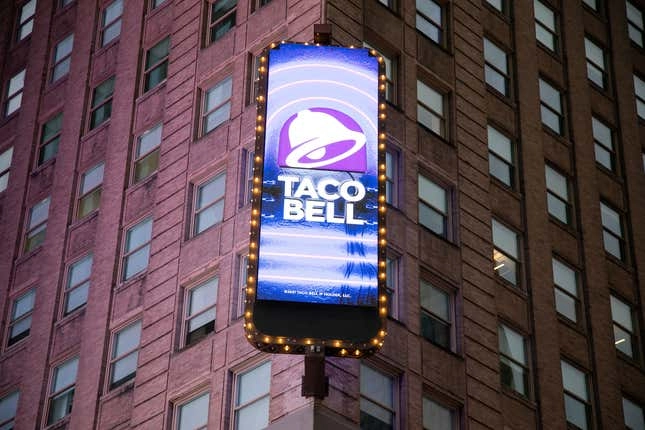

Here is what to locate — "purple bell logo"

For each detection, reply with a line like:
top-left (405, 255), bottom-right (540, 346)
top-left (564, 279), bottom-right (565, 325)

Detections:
top-left (278, 108), bottom-right (367, 172)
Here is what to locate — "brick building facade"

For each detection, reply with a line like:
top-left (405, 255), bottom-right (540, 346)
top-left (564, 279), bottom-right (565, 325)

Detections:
top-left (1, 0), bottom-right (644, 429)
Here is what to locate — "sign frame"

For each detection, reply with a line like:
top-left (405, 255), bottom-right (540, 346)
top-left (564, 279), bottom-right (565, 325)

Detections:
top-left (244, 41), bottom-right (388, 358)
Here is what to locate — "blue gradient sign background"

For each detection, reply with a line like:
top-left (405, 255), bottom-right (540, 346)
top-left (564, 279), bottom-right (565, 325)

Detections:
top-left (256, 44), bottom-right (379, 306)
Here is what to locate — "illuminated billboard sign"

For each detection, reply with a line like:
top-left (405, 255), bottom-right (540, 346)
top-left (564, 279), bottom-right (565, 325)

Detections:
top-left (246, 42), bottom-right (387, 357)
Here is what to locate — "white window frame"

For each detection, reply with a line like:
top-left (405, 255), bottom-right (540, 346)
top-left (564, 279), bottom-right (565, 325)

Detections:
top-left (38, 112), bottom-right (63, 166)
top-left (600, 201), bottom-right (624, 260)
top-left (108, 320), bottom-right (142, 389)
top-left (201, 76), bottom-right (232, 135)
top-left (133, 123), bottom-right (163, 183)
top-left (0, 146), bottom-right (14, 192)
top-left (592, 116), bottom-right (615, 171)
top-left (24, 196), bottom-right (50, 253)
top-left (545, 164), bottom-right (571, 225)
top-left (417, 80), bottom-right (446, 137)
top-left (561, 360), bottom-right (591, 430)
top-left (420, 279), bottom-right (453, 350)
top-left (51, 34), bottom-right (74, 83)
top-left (584, 37), bottom-right (607, 89)
top-left (64, 254), bottom-right (93, 315)
top-left (192, 173), bottom-right (226, 236)
top-left (184, 277), bottom-right (218, 346)
top-left (0, 390), bottom-right (19, 429)
top-left (539, 77), bottom-right (563, 135)
top-left (492, 219), bottom-right (519, 286)
top-left (46, 356), bottom-right (79, 426)
top-left (552, 257), bottom-right (579, 323)
top-left (627, 1), bottom-right (644, 47)
top-left (534, 0), bottom-right (557, 52)
top-left (16, 0), bottom-right (36, 41)
top-left (611, 295), bottom-right (638, 359)
top-left (634, 74), bottom-right (645, 120)
top-left (7, 288), bottom-right (35, 347)
top-left (416, 0), bottom-right (443, 44)
top-left (100, 0), bottom-right (123, 47)
top-left (122, 217), bottom-right (153, 281)
top-left (498, 324), bottom-right (529, 397)
top-left (418, 173), bottom-right (449, 238)
top-left (176, 391), bottom-right (210, 430)
top-left (77, 162), bottom-right (105, 219)
top-left (5, 69), bottom-right (25, 117)
top-left (487, 125), bottom-right (514, 187)
top-left (484, 37), bottom-right (509, 96)
top-left (422, 396), bottom-right (456, 429)
top-left (233, 361), bottom-right (271, 430)
top-left (359, 363), bottom-right (397, 430)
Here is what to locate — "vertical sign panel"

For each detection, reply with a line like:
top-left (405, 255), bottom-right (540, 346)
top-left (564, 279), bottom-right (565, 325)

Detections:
top-left (246, 43), bottom-right (387, 357)
top-left (258, 44), bottom-right (379, 306)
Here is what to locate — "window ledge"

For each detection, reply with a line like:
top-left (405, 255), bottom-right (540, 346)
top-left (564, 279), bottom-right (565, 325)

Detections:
top-left (374, 0), bottom-right (401, 17)
top-left (128, 171), bottom-right (158, 193)
top-left (194, 120), bottom-right (231, 145)
top-left (417, 123), bottom-right (451, 147)
top-left (137, 81), bottom-right (167, 104)
top-left (415, 29), bottom-right (450, 55)
top-left (595, 163), bottom-right (621, 182)
top-left (0, 337), bottom-right (29, 362)
top-left (548, 216), bottom-right (577, 238)
top-left (421, 336), bottom-right (463, 360)
top-left (616, 350), bottom-right (643, 371)
top-left (482, 2), bottom-right (510, 22)
top-left (0, 110), bottom-right (20, 128)
top-left (31, 158), bottom-right (57, 176)
top-left (419, 224), bottom-right (459, 249)
top-left (101, 378), bottom-right (135, 401)
top-left (486, 85), bottom-right (515, 108)
top-left (537, 43), bottom-right (562, 63)
top-left (44, 415), bottom-right (71, 430)
top-left (15, 245), bottom-right (43, 265)
top-left (490, 178), bottom-right (521, 200)
top-left (557, 314), bottom-right (586, 336)
top-left (56, 306), bottom-right (86, 328)
top-left (147, 0), bottom-right (171, 19)
top-left (46, 75), bottom-right (70, 94)
top-left (604, 253), bottom-right (633, 274)
top-left (176, 330), bottom-right (217, 354)
top-left (495, 276), bottom-right (527, 300)
top-left (94, 38), bottom-right (121, 57)
top-left (501, 387), bottom-right (536, 409)
top-left (541, 125), bottom-right (569, 147)
top-left (588, 80), bottom-right (613, 101)
top-left (68, 210), bottom-right (99, 231)
top-left (115, 271), bottom-right (148, 293)
top-left (82, 119), bottom-right (111, 141)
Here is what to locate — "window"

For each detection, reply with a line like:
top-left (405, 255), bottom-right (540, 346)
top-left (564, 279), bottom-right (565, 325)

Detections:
top-left (385, 149), bottom-right (399, 206)
top-left (240, 148), bottom-right (254, 207)
top-left (5, 69), bottom-right (25, 116)
top-left (623, 397), bottom-right (645, 430)
top-left (377, 0), bottom-right (396, 10)
top-left (77, 162), bottom-right (104, 218)
top-left (233, 361), bottom-right (271, 430)
top-left (420, 280), bottom-right (452, 349)
top-left (122, 217), bottom-right (153, 280)
top-left (100, 0), bottom-right (123, 46)
top-left (24, 196), bottom-right (50, 253)
top-left (152, 0), bottom-right (167, 9)
top-left (0, 147), bottom-right (13, 192)
top-left (534, 0), bottom-right (557, 52)
top-left (0, 391), bottom-right (19, 429)
top-left (627, 1), bottom-right (644, 47)
top-left (143, 37), bottom-right (170, 92)
top-left (47, 357), bottom-right (78, 425)
top-left (582, 0), bottom-right (598, 10)
top-left (64, 254), bottom-right (92, 315)
top-left (498, 324), bottom-right (528, 397)
top-left (592, 116), bottom-right (615, 171)
top-left (485, 0), bottom-right (503, 12)
top-left (417, 80), bottom-right (446, 137)
top-left (611, 295), bottom-right (638, 359)
top-left (134, 123), bottom-right (162, 183)
top-left (109, 320), bottom-right (141, 389)
top-left (634, 74), bottom-right (645, 120)
top-left (17, 0), bottom-right (36, 41)
top-left (492, 219), bottom-right (519, 286)
top-left (484, 38), bottom-right (509, 96)
top-left (60, 0), bottom-right (73, 7)
top-left (364, 42), bottom-right (397, 104)
top-left (418, 174), bottom-right (448, 237)
top-left (584, 37), bottom-right (606, 89)
top-left (423, 397), bottom-right (455, 429)
top-left (545, 165), bottom-right (571, 224)
top-left (552, 257), bottom-right (579, 322)
top-left (177, 392), bottom-right (209, 430)
top-left (600, 201), bottom-right (624, 260)
top-left (89, 77), bottom-right (115, 130)
top-left (208, 0), bottom-right (236, 44)
top-left (251, 0), bottom-right (271, 11)
top-left (38, 113), bottom-right (63, 166)
top-left (561, 360), bottom-right (590, 430)
top-left (360, 364), bottom-right (396, 430)
top-left (487, 125), bottom-right (514, 187)
top-left (193, 173), bottom-right (226, 235)
top-left (539, 78), bottom-right (563, 135)
top-left (201, 76), bottom-right (232, 135)
top-left (385, 256), bottom-right (399, 319)
top-left (246, 54), bottom-right (260, 106)
top-left (51, 34), bottom-right (74, 83)
top-left (235, 254), bottom-right (248, 318)
top-left (7, 289), bottom-right (35, 347)
top-left (416, 0), bottom-right (443, 44)
top-left (184, 277), bottom-right (218, 345)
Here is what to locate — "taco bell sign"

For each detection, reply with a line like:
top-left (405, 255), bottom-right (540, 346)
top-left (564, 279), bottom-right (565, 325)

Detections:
top-left (254, 43), bottom-right (382, 307)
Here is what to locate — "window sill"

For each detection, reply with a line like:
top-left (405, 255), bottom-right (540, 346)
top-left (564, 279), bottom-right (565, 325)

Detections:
top-left (537, 42), bottom-right (562, 63)
top-left (501, 386), bottom-right (535, 409)
top-left (417, 123), bottom-right (451, 147)
top-left (147, 0), bottom-right (171, 18)
top-left (55, 0), bottom-right (75, 15)
top-left (595, 162), bottom-right (621, 182)
top-left (56, 305), bottom-right (86, 328)
top-left (1, 336), bottom-right (29, 361)
top-left (94, 37), bottom-right (121, 57)
top-left (31, 158), bottom-right (57, 176)
top-left (541, 124), bottom-right (569, 147)
top-left (482, 2), bottom-right (510, 22)
top-left (68, 210), bottom-right (99, 231)
top-left (137, 81), bottom-right (167, 104)
top-left (419, 224), bottom-right (459, 249)
top-left (485, 84), bottom-right (515, 108)
top-left (115, 271), bottom-right (148, 293)
top-left (495, 275), bottom-right (526, 299)
top-left (176, 329), bottom-right (216, 354)
top-left (129, 171), bottom-right (158, 193)
top-left (557, 314), bottom-right (586, 337)
top-left (616, 350), bottom-right (643, 371)
top-left (185, 222), bottom-right (224, 244)
top-left (1, 109), bottom-right (21, 127)
top-left (15, 245), bottom-right (44, 265)
top-left (588, 80), bottom-right (613, 101)
top-left (46, 74), bottom-right (70, 94)
top-left (102, 378), bottom-right (135, 400)
top-left (83, 119), bottom-right (111, 141)
top-left (44, 415), bottom-right (71, 430)
top-left (604, 252), bottom-right (633, 274)
top-left (581, 3), bottom-right (606, 21)
top-left (548, 216), bottom-right (577, 238)
top-left (374, 0), bottom-right (400, 17)
top-left (490, 177), bottom-right (520, 199)
top-left (195, 120), bottom-right (231, 144)
top-left (421, 336), bottom-right (462, 359)
top-left (415, 29), bottom-right (450, 55)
